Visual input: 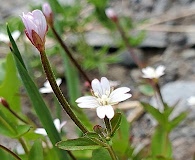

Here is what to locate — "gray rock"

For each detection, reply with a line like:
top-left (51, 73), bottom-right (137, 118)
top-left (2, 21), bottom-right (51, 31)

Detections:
top-left (140, 31), bottom-right (167, 48)
top-left (117, 49), bottom-right (144, 68)
top-left (151, 81), bottom-right (195, 119)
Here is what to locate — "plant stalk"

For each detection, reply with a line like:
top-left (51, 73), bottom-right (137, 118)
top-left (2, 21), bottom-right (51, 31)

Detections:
top-left (18, 138), bottom-right (29, 154)
top-left (107, 145), bottom-right (118, 160)
top-left (114, 21), bottom-right (144, 69)
top-left (0, 144), bottom-right (21, 160)
top-left (40, 50), bottom-right (88, 134)
top-left (51, 26), bottom-right (91, 84)
top-left (104, 116), bottom-right (112, 137)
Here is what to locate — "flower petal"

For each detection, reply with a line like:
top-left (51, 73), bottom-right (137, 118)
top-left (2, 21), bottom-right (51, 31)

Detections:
top-left (96, 105), bottom-right (114, 119)
top-left (101, 77), bottom-right (110, 95)
top-left (39, 87), bottom-right (52, 93)
top-left (34, 128), bottom-right (47, 136)
top-left (156, 65), bottom-right (165, 77)
top-left (54, 119), bottom-right (61, 132)
top-left (91, 78), bottom-right (103, 97)
top-left (76, 96), bottom-right (99, 108)
top-left (110, 87), bottom-right (130, 97)
top-left (109, 87), bottom-right (131, 103)
top-left (104, 105), bottom-right (115, 119)
top-left (56, 78), bottom-right (62, 86)
top-left (96, 106), bottom-right (106, 119)
top-left (110, 93), bottom-right (132, 103)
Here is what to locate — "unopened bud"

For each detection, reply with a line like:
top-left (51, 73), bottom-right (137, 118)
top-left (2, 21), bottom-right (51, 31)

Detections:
top-left (42, 3), bottom-right (54, 27)
top-left (93, 125), bottom-right (104, 134)
top-left (105, 8), bottom-right (118, 22)
top-left (0, 97), bottom-right (10, 108)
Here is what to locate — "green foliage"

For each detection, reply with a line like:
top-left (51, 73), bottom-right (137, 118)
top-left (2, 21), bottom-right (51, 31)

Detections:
top-left (0, 58), bottom-right (6, 84)
top-left (110, 113), bottom-right (122, 137)
top-left (56, 137), bottom-right (101, 151)
top-left (0, 53), bottom-right (21, 113)
top-left (92, 148), bottom-right (112, 160)
top-left (151, 126), bottom-right (172, 159)
top-left (29, 140), bottom-right (43, 160)
top-left (7, 25), bottom-right (69, 160)
top-left (0, 147), bottom-right (15, 160)
top-left (139, 84), bottom-right (154, 96)
top-left (112, 113), bottom-right (130, 157)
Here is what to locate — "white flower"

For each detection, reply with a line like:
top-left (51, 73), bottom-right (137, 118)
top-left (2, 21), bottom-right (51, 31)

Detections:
top-left (187, 96), bottom-right (195, 106)
top-left (76, 77), bottom-right (131, 119)
top-left (142, 65), bottom-right (165, 79)
top-left (0, 31), bottom-right (20, 43)
top-left (39, 78), bottom-right (62, 93)
top-left (35, 119), bottom-right (66, 136)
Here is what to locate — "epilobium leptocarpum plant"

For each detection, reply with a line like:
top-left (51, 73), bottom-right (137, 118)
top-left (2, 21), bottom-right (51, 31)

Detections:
top-left (0, 1), bottom-right (189, 160)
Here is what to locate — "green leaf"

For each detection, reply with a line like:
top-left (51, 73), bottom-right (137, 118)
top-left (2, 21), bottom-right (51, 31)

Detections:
top-left (138, 84), bottom-right (154, 96)
top-left (56, 137), bottom-right (101, 151)
top-left (0, 147), bottom-right (15, 160)
top-left (112, 113), bottom-right (130, 156)
top-left (151, 126), bottom-right (172, 159)
top-left (0, 53), bottom-right (21, 114)
top-left (141, 102), bottom-right (166, 127)
top-left (84, 132), bottom-right (100, 139)
top-left (14, 125), bottom-right (31, 138)
top-left (92, 148), bottom-right (112, 160)
top-left (110, 113), bottom-right (122, 136)
top-left (168, 112), bottom-right (187, 131)
top-left (29, 140), bottom-right (43, 160)
top-left (0, 58), bottom-right (6, 84)
top-left (7, 25), bottom-right (69, 159)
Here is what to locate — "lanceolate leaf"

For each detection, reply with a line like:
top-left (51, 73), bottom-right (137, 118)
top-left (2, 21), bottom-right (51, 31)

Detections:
top-left (56, 137), bottom-right (101, 151)
top-left (141, 102), bottom-right (166, 127)
top-left (110, 112), bottom-right (122, 136)
top-left (29, 140), bottom-right (43, 160)
top-left (7, 25), bottom-right (69, 159)
top-left (168, 112), bottom-right (187, 131)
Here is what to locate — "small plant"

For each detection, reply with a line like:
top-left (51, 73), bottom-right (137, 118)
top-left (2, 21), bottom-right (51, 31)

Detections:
top-left (0, 1), bottom-right (190, 160)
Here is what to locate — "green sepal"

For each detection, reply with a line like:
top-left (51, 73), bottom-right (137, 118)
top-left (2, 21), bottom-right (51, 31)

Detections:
top-left (110, 112), bottom-right (122, 137)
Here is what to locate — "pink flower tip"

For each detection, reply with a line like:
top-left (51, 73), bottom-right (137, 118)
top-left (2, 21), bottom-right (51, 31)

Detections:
top-left (42, 3), bottom-right (53, 26)
top-left (105, 8), bottom-right (118, 22)
top-left (21, 10), bottom-right (48, 52)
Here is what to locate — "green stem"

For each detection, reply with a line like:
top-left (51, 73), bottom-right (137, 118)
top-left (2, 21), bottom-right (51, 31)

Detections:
top-left (40, 50), bottom-right (88, 134)
top-left (7, 108), bottom-right (28, 124)
top-left (104, 116), bottom-right (112, 137)
top-left (107, 145), bottom-right (118, 160)
top-left (114, 21), bottom-right (144, 69)
top-left (18, 138), bottom-right (29, 154)
top-left (51, 26), bottom-right (91, 84)
top-left (0, 144), bottom-right (21, 160)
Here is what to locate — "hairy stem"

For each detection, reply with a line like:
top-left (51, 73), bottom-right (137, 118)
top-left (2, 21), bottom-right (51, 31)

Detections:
top-left (107, 145), bottom-right (118, 160)
top-left (40, 50), bottom-right (88, 134)
top-left (18, 138), bottom-right (29, 154)
top-left (114, 21), bottom-right (144, 69)
top-left (104, 116), bottom-right (112, 137)
top-left (51, 26), bottom-right (91, 84)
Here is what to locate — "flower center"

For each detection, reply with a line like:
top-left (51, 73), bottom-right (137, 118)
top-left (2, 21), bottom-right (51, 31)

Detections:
top-left (98, 94), bottom-right (110, 106)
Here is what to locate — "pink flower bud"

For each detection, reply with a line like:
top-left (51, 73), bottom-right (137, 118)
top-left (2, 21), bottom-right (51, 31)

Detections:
top-left (105, 8), bottom-right (118, 22)
top-left (0, 97), bottom-right (10, 109)
top-left (42, 3), bottom-right (53, 26)
top-left (21, 10), bottom-right (48, 52)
